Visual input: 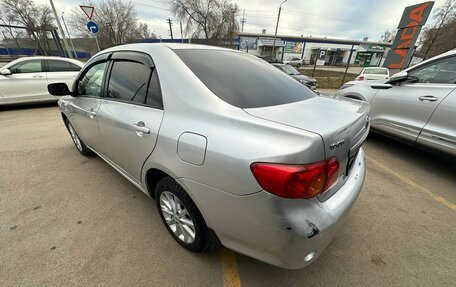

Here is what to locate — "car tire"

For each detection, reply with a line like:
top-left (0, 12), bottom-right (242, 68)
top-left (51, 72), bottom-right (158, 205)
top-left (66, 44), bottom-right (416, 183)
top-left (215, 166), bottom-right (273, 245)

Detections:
top-left (155, 177), bottom-right (208, 252)
top-left (65, 119), bottom-right (94, 156)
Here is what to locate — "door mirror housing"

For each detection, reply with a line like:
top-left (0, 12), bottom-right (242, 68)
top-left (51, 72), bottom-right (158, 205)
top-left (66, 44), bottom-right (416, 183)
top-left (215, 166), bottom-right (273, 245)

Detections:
top-left (48, 83), bottom-right (74, 96)
top-left (386, 71), bottom-right (408, 84)
top-left (0, 68), bottom-right (12, 76)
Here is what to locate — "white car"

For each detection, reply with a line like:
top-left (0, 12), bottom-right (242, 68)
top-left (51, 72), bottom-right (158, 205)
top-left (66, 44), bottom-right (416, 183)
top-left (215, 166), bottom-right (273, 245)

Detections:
top-left (0, 56), bottom-right (84, 105)
top-left (284, 57), bottom-right (305, 67)
top-left (355, 67), bottom-right (389, 81)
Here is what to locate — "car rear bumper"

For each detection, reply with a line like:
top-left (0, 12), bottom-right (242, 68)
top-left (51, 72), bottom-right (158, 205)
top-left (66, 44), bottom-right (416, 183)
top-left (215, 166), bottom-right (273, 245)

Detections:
top-left (177, 148), bottom-right (366, 269)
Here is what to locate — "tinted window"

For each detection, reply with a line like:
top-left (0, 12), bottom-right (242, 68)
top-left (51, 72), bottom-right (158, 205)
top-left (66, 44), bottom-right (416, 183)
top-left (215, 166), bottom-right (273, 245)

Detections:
top-left (107, 61), bottom-right (151, 104)
top-left (47, 60), bottom-right (81, 72)
top-left (175, 50), bottom-right (315, 108)
top-left (10, 60), bottom-right (43, 73)
top-left (408, 56), bottom-right (456, 84)
top-left (146, 70), bottom-right (163, 108)
top-left (78, 62), bottom-right (106, 97)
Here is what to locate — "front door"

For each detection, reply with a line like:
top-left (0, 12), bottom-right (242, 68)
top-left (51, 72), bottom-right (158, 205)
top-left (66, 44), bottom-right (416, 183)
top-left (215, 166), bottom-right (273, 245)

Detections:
top-left (370, 54), bottom-right (456, 143)
top-left (66, 61), bottom-right (107, 152)
top-left (97, 52), bottom-right (164, 183)
top-left (0, 59), bottom-right (49, 103)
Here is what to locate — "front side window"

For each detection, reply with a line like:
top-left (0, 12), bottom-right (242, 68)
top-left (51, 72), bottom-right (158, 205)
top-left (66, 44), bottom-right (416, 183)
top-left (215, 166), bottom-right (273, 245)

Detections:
top-left (107, 61), bottom-right (151, 105)
top-left (47, 60), bottom-right (81, 72)
top-left (9, 60), bottom-right (43, 74)
top-left (408, 56), bottom-right (456, 84)
top-left (175, 50), bottom-right (315, 108)
top-left (77, 62), bottom-right (106, 97)
top-left (277, 64), bottom-right (300, 75)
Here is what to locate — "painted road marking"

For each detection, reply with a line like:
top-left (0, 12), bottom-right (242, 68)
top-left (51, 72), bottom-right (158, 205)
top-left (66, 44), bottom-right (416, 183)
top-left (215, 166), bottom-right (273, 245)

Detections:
top-left (366, 156), bottom-right (456, 211)
top-left (221, 248), bottom-right (241, 287)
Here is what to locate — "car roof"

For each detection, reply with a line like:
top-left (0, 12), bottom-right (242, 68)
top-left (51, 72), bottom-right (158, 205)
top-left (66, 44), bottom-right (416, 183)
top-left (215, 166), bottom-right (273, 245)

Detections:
top-left (5, 56), bottom-right (84, 67)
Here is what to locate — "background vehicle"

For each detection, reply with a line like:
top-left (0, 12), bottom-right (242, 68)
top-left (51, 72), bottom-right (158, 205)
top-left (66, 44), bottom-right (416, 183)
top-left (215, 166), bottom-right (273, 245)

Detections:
top-left (273, 63), bottom-right (318, 90)
top-left (336, 50), bottom-right (456, 156)
top-left (49, 43), bottom-right (368, 269)
top-left (355, 67), bottom-right (389, 81)
top-left (0, 56), bottom-right (83, 105)
top-left (284, 57), bottom-right (305, 67)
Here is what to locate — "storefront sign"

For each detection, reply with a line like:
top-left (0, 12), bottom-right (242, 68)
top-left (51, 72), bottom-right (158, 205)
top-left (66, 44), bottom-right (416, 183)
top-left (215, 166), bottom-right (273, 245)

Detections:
top-left (284, 42), bottom-right (303, 54)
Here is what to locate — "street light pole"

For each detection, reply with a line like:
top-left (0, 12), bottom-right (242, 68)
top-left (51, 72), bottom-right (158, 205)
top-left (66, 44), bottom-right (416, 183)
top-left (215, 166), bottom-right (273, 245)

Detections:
top-left (272, 0), bottom-right (287, 60)
top-left (48, 0), bottom-right (73, 58)
top-left (61, 12), bottom-right (77, 59)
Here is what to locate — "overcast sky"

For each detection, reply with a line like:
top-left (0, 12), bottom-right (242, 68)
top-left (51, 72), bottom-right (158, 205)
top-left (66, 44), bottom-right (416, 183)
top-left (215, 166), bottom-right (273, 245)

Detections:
top-left (38, 0), bottom-right (446, 41)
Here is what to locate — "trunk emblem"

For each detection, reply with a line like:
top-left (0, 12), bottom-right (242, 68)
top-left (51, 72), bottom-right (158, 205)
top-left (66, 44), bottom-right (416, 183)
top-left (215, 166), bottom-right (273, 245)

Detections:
top-left (330, 139), bottom-right (345, 150)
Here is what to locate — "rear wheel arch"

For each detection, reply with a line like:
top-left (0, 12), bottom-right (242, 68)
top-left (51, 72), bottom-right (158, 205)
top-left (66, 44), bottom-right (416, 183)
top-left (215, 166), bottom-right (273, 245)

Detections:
top-left (145, 168), bottom-right (170, 199)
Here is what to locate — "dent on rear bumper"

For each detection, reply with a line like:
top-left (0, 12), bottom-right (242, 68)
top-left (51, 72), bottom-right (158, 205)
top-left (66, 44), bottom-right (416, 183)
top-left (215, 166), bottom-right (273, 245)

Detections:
top-left (176, 148), bottom-right (366, 269)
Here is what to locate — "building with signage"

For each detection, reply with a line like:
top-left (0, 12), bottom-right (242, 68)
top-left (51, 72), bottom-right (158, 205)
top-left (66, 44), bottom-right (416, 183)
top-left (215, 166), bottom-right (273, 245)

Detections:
top-left (238, 32), bottom-right (391, 67)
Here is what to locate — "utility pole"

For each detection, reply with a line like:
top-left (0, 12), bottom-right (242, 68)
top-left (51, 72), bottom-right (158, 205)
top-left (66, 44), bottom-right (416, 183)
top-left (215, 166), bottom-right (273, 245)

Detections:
top-left (61, 12), bottom-right (77, 59)
top-left (272, 0), bottom-right (287, 60)
top-left (48, 0), bottom-right (72, 58)
top-left (180, 21), bottom-right (184, 43)
top-left (167, 18), bottom-right (174, 40)
top-left (241, 9), bottom-right (246, 32)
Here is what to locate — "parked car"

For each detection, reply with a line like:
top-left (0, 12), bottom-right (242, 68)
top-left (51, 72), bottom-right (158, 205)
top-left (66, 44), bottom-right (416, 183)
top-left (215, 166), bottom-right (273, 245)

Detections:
top-left (273, 63), bottom-right (318, 91)
top-left (48, 43), bottom-right (369, 269)
top-left (0, 56), bottom-right (84, 105)
top-left (336, 49), bottom-right (456, 156)
top-left (258, 55), bottom-right (281, 63)
top-left (355, 67), bottom-right (389, 81)
top-left (284, 57), bottom-right (305, 67)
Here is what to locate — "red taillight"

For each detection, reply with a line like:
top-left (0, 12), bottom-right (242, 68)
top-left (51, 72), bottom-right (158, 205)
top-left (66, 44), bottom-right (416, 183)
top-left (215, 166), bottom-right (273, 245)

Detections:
top-left (250, 158), bottom-right (339, 199)
top-left (358, 76), bottom-right (365, 80)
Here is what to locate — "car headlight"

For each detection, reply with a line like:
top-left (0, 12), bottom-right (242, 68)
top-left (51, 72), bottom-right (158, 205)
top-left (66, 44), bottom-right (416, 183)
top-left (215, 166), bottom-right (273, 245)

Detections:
top-left (340, 83), bottom-right (353, 90)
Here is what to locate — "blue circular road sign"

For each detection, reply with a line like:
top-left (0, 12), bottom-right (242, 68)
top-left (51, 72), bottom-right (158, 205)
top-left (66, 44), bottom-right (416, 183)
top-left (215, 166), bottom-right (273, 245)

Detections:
top-left (86, 21), bottom-right (99, 34)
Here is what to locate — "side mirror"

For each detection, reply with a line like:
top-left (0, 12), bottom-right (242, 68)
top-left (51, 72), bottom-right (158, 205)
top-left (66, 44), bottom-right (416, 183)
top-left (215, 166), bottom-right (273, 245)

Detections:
top-left (48, 83), bottom-right (73, 96)
top-left (0, 68), bottom-right (12, 76)
top-left (386, 71), bottom-right (408, 84)
top-left (371, 83), bottom-right (393, 90)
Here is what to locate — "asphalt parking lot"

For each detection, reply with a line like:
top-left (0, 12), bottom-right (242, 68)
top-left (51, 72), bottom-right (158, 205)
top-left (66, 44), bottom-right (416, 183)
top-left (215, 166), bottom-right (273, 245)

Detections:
top-left (1, 104), bottom-right (455, 286)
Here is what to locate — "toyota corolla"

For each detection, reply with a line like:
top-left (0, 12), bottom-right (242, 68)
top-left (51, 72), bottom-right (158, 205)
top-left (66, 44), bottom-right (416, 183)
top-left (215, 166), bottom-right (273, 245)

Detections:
top-left (48, 43), bottom-right (369, 269)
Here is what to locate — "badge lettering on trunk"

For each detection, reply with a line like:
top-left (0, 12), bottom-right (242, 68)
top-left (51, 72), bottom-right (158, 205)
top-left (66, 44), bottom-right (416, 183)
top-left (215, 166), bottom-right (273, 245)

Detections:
top-left (330, 139), bottom-right (345, 150)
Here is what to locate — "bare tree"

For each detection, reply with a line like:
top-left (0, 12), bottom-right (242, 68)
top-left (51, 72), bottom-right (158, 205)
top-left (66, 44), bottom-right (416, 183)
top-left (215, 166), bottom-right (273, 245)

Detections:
top-left (1, 0), bottom-right (54, 54)
top-left (379, 29), bottom-right (394, 43)
top-left (169, 0), bottom-right (240, 43)
top-left (420, 0), bottom-right (456, 59)
top-left (70, 0), bottom-right (156, 51)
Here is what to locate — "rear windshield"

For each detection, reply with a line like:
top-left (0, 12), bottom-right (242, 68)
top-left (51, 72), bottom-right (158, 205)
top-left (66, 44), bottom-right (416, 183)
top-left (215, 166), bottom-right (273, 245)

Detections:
top-left (174, 49), bottom-right (315, 108)
top-left (364, 68), bottom-right (388, 75)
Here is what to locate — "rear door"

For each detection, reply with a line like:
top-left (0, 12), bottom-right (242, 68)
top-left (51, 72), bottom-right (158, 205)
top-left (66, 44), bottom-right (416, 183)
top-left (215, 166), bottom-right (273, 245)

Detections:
top-left (45, 59), bottom-right (81, 88)
top-left (97, 51), bottom-right (164, 183)
top-left (370, 55), bottom-right (456, 143)
top-left (0, 59), bottom-right (48, 103)
top-left (417, 89), bottom-right (456, 155)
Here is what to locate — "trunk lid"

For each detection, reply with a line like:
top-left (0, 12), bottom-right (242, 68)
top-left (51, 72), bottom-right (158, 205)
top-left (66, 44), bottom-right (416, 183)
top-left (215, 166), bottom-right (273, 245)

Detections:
top-left (244, 96), bottom-right (370, 201)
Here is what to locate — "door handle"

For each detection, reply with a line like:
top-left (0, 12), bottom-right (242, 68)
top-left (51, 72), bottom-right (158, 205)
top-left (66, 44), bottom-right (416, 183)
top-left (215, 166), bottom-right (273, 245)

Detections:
top-left (418, 95), bottom-right (438, 102)
top-left (33, 75), bottom-right (43, 78)
top-left (88, 111), bottom-right (96, 119)
top-left (132, 121), bottom-right (150, 136)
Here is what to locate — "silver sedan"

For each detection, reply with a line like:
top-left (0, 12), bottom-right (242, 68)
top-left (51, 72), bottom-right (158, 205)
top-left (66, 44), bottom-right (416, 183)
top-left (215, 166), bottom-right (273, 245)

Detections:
top-left (336, 50), bottom-right (456, 156)
top-left (48, 43), bottom-right (369, 269)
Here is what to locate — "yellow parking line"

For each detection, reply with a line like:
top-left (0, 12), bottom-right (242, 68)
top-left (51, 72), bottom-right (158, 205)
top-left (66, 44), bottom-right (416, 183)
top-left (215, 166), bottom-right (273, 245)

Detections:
top-left (221, 248), bottom-right (241, 287)
top-left (366, 156), bottom-right (456, 211)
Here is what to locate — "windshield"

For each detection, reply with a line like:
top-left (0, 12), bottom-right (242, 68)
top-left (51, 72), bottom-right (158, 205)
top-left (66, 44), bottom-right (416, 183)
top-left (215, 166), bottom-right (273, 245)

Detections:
top-left (364, 68), bottom-right (388, 75)
top-left (175, 49), bottom-right (315, 108)
top-left (277, 64), bottom-right (300, 75)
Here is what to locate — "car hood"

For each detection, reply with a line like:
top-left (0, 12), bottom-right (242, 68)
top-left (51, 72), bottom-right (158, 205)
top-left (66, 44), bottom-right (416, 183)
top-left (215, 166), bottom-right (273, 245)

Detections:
top-left (290, 74), bottom-right (317, 82)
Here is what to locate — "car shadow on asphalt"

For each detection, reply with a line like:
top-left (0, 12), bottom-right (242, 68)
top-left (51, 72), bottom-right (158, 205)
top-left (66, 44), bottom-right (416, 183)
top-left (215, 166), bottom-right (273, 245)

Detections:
top-left (0, 102), bottom-right (58, 111)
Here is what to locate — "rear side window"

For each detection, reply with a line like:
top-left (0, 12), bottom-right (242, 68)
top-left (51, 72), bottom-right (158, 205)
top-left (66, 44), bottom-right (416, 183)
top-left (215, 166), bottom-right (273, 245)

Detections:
top-left (47, 60), bottom-right (81, 72)
top-left (107, 61), bottom-right (151, 104)
top-left (174, 49), bottom-right (315, 108)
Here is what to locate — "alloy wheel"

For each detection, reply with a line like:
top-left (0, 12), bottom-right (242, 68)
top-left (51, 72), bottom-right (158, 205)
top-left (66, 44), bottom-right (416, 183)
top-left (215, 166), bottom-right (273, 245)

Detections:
top-left (68, 123), bottom-right (83, 151)
top-left (159, 191), bottom-right (196, 244)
